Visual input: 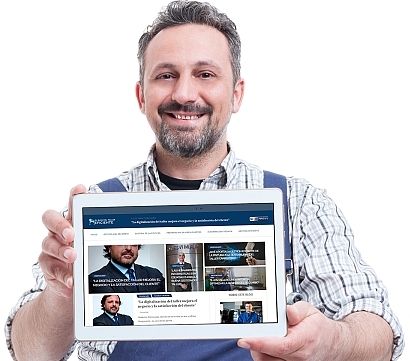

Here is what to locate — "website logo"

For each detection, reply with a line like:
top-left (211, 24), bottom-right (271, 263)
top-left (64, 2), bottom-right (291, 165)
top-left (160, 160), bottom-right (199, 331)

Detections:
top-left (88, 218), bottom-right (116, 226)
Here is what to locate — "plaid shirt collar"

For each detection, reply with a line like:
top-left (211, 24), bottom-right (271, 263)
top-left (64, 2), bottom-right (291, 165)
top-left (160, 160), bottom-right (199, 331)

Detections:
top-left (145, 143), bottom-right (237, 190)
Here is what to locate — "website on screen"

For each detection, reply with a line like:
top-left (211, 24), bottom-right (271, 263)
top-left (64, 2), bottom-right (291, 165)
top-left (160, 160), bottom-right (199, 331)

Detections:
top-left (82, 204), bottom-right (279, 327)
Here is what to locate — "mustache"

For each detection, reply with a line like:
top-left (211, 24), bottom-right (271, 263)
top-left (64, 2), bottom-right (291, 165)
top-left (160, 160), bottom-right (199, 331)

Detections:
top-left (158, 101), bottom-right (213, 115)
top-left (121, 250), bottom-right (134, 257)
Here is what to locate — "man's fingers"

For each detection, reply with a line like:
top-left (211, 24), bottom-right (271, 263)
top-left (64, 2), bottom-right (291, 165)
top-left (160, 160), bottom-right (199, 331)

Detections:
top-left (66, 184), bottom-right (87, 222)
top-left (36, 185), bottom-right (85, 299)
top-left (237, 336), bottom-right (291, 357)
top-left (42, 210), bottom-right (74, 245)
top-left (42, 234), bottom-right (77, 263)
top-left (38, 253), bottom-right (74, 290)
top-left (287, 301), bottom-right (318, 326)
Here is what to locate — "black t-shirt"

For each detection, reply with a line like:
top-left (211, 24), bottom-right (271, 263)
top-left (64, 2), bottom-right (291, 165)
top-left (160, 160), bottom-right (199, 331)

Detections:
top-left (158, 170), bottom-right (203, 190)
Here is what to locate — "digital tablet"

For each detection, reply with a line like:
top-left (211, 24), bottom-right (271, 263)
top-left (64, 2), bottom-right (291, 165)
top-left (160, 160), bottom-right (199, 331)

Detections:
top-left (73, 188), bottom-right (287, 341)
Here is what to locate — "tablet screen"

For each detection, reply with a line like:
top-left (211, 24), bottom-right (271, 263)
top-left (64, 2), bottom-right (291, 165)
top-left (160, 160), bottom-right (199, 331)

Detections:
top-left (74, 190), bottom-right (287, 340)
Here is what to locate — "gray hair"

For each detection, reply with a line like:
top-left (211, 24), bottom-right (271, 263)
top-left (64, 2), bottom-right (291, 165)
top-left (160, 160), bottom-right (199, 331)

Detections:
top-left (138, 0), bottom-right (241, 86)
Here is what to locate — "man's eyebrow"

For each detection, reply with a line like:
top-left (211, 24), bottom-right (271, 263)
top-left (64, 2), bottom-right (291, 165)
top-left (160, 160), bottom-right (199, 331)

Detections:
top-left (195, 60), bottom-right (222, 69)
top-left (151, 60), bottom-right (223, 72)
top-left (152, 62), bottom-right (177, 71)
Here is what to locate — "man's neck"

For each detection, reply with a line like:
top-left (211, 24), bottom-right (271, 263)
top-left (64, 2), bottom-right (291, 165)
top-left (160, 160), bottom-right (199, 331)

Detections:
top-left (105, 311), bottom-right (117, 317)
top-left (154, 141), bottom-right (229, 180)
top-left (110, 260), bottom-right (132, 274)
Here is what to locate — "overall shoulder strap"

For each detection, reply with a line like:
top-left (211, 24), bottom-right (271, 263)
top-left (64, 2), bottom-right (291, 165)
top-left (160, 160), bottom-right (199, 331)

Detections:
top-left (97, 177), bottom-right (127, 192)
top-left (263, 171), bottom-right (292, 274)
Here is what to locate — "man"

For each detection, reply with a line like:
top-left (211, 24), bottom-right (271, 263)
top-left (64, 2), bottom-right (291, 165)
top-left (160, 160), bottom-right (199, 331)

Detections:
top-left (7, 1), bottom-right (404, 361)
top-left (170, 251), bottom-right (193, 292)
top-left (88, 244), bottom-right (165, 293)
top-left (93, 295), bottom-right (134, 326)
top-left (237, 302), bottom-right (261, 324)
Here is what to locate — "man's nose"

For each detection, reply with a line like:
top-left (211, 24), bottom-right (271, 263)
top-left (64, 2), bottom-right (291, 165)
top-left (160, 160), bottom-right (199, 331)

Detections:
top-left (171, 75), bottom-right (198, 104)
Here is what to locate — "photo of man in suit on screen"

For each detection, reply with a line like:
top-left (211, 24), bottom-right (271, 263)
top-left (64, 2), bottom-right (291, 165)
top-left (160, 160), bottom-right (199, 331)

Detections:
top-left (170, 251), bottom-right (193, 292)
top-left (93, 295), bottom-right (134, 326)
top-left (88, 244), bottom-right (165, 293)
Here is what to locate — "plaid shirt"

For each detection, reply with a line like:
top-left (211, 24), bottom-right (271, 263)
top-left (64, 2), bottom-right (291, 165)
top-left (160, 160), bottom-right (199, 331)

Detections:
top-left (5, 147), bottom-right (404, 360)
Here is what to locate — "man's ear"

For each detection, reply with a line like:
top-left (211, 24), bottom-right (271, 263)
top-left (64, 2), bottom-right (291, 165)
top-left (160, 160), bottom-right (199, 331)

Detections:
top-left (232, 78), bottom-right (245, 113)
top-left (136, 81), bottom-right (145, 113)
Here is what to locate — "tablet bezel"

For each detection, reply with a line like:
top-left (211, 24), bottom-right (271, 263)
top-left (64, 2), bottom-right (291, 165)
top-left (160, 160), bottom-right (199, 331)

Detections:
top-left (73, 188), bottom-right (287, 341)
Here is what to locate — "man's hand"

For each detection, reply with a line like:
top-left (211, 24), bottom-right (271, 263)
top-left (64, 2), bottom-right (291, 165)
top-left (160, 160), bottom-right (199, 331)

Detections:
top-left (237, 301), bottom-right (345, 361)
top-left (38, 184), bottom-right (87, 298)
top-left (12, 184), bottom-right (88, 361)
top-left (237, 301), bottom-right (393, 361)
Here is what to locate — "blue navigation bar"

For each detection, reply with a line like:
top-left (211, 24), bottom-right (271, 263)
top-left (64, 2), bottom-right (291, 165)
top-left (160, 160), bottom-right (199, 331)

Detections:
top-left (83, 207), bottom-right (274, 229)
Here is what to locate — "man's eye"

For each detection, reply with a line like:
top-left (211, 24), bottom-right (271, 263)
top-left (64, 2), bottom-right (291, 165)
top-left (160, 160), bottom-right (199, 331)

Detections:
top-left (156, 73), bottom-right (174, 80)
top-left (199, 72), bottom-right (214, 79)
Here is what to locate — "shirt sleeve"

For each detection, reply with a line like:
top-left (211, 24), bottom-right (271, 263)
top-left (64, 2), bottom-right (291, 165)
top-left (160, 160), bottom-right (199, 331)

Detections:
top-left (4, 262), bottom-right (77, 361)
top-left (288, 178), bottom-right (404, 360)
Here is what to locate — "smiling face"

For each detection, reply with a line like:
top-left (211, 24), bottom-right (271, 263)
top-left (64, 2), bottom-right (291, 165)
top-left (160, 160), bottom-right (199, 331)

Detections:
top-left (136, 24), bottom-right (244, 158)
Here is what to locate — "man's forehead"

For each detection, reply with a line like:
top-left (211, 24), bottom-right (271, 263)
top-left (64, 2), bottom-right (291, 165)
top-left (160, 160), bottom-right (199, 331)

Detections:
top-left (144, 23), bottom-right (231, 71)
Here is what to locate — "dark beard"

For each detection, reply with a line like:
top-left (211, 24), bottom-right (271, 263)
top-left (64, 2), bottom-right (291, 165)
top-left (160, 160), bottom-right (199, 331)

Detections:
top-left (111, 254), bottom-right (137, 268)
top-left (158, 118), bottom-right (224, 158)
top-left (157, 101), bottom-right (223, 158)
top-left (105, 307), bottom-right (118, 316)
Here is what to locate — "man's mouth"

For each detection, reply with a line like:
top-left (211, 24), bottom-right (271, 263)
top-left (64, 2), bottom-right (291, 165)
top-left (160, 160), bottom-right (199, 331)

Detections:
top-left (121, 253), bottom-right (134, 258)
top-left (168, 113), bottom-right (203, 120)
top-left (158, 102), bottom-right (212, 119)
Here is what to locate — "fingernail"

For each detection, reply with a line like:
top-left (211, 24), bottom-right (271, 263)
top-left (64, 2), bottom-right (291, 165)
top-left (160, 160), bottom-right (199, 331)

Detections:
top-left (237, 340), bottom-right (250, 349)
top-left (62, 228), bottom-right (73, 241)
top-left (63, 248), bottom-right (72, 259)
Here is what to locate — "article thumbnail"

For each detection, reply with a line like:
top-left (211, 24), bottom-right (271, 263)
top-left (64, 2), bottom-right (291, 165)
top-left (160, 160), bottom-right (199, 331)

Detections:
top-left (205, 267), bottom-right (266, 291)
top-left (93, 294), bottom-right (134, 326)
top-left (220, 300), bottom-right (263, 324)
top-left (205, 242), bottom-right (266, 266)
top-left (88, 244), bottom-right (165, 294)
top-left (166, 243), bottom-right (204, 292)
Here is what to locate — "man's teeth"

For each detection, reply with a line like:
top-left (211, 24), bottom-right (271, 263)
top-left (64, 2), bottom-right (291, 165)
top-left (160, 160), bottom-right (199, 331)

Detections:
top-left (174, 114), bottom-right (200, 120)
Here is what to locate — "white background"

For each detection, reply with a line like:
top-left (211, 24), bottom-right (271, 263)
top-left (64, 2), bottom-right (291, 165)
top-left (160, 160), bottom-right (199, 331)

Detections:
top-left (0, 1), bottom-right (408, 360)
